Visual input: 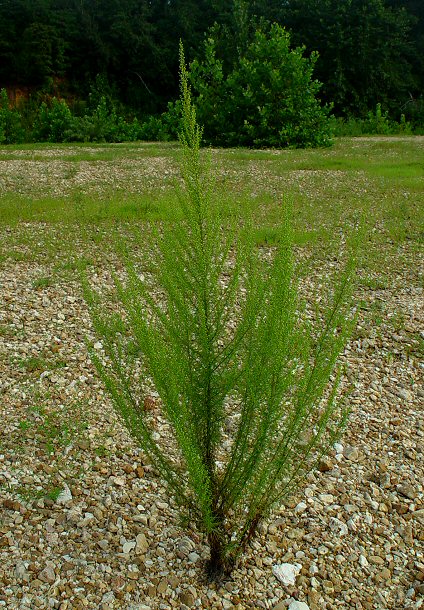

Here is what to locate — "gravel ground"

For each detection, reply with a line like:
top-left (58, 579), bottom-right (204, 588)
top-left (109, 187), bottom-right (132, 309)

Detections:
top-left (0, 144), bottom-right (423, 610)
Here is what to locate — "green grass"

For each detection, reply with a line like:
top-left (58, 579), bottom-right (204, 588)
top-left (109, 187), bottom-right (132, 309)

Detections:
top-left (0, 140), bottom-right (180, 161)
top-left (32, 275), bottom-right (54, 289)
top-left (0, 136), bottom-right (422, 274)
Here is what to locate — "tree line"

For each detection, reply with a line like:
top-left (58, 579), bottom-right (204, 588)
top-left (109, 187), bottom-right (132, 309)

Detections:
top-left (0, 0), bottom-right (423, 141)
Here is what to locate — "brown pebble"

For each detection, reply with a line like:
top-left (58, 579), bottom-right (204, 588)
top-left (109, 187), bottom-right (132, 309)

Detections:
top-left (144, 395), bottom-right (156, 410)
top-left (318, 456), bottom-right (334, 472)
top-left (179, 591), bottom-right (195, 607)
top-left (3, 499), bottom-right (22, 511)
top-left (135, 465), bottom-right (145, 478)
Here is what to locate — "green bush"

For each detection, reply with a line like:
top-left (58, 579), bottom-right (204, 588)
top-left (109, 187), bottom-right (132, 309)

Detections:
top-left (364, 103), bottom-right (391, 135)
top-left (188, 24), bottom-right (332, 148)
top-left (331, 104), bottom-right (413, 137)
top-left (0, 89), bottom-right (25, 144)
top-left (138, 115), bottom-right (170, 141)
top-left (84, 45), bottom-right (355, 577)
top-left (403, 96), bottom-right (424, 132)
top-left (33, 97), bottom-right (74, 142)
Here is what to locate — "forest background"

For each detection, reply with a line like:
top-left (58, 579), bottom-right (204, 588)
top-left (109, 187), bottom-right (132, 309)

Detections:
top-left (1, 0), bottom-right (423, 145)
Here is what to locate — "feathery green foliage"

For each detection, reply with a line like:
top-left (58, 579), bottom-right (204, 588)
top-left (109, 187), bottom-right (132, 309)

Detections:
top-left (83, 43), bottom-right (355, 577)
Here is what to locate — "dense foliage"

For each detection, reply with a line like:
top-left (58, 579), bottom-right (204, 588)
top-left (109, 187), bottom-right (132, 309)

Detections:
top-left (189, 24), bottom-right (332, 148)
top-left (0, 0), bottom-right (423, 142)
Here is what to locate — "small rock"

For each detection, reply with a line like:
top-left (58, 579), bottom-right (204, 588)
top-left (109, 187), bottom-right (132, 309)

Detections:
top-left (272, 563), bottom-right (302, 586)
top-left (143, 396), bottom-right (156, 411)
top-left (392, 502), bottom-right (409, 515)
top-left (318, 456), bottom-right (334, 472)
top-left (66, 506), bottom-right (82, 523)
top-left (101, 592), bottom-right (115, 604)
top-left (288, 602), bottom-right (310, 610)
top-left (396, 388), bottom-right (411, 401)
top-left (188, 551), bottom-right (200, 563)
top-left (307, 591), bottom-right (320, 610)
top-left (323, 580), bottom-right (334, 594)
top-left (179, 592), bottom-right (195, 607)
top-left (3, 499), bottom-right (22, 511)
top-left (398, 484), bottom-right (417, 500)
top-left (56, 485), bottom-right (72, 505)
top-left (31, 578), bottom-right (43, 589)
top-left (318, 494), bottom-right (334, 505)
top-left (177, 537), bottom-right (195, 556)
top-left (98, 539), bottom-right (109, 551)
top-left (79, 512), bottom-right (95, 527)
top-left (369, 555), bottom-right (384, 565)
top-left (38, 566), bottom-right (55, 584)
top-left (135, 533), bottom-right (148, 553)
top-left (123, 541), bottom-right (136, 554)
top-left (411, 509), bottom-right (424, 524)
top-left (295, 502), bottom-right (307, 514)
top-left (135, 466), bottom-right (145, 478)
top-left (344, 446), bottom-right (360, 461)
top-left (157, 579), bottom-right (168, 595)
top-left (329, 517), bottom-right (348, 537)
top-left (15, 563), bottom-right (30, 582)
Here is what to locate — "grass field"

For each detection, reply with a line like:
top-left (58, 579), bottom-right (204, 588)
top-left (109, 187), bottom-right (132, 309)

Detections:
top-left (0, 137), bottom-right (423, 274)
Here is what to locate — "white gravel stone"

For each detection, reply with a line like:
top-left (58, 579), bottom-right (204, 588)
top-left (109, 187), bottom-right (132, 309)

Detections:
top-left (55, 484), bottom-right (72, 505)
top-left (123, 540), bottom-right (136, 554)
top-left (272, 563), bottom-right (302, 586)
top-left (329, 517), bottom-right (348, 536)
top-left (288, 602), bottom-right (310, 610)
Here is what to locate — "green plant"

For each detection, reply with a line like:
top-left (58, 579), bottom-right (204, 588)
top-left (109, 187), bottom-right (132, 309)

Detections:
top-left (18, 355), bottom-right (48, 373)
top-left (33, 97), bottom-right (75, 142)
top-left (365, 103), bottom-right (391, 135)
top-left (188, 24), bottom-right (332, 148)
top-left (138, 115), bottom-right (170, 142)
top-left (18, 400), bottom-right (88, 454)
top-left (32, 276), bottom-right (54, 289)
top-left (331, 105), bottom-right (413, 137)
top-left (18, 420), bottom-right (32, 431)
top-left (0, 89), bottom-right (25, 144)
top-left (84, 44), bottom-right (355, 577)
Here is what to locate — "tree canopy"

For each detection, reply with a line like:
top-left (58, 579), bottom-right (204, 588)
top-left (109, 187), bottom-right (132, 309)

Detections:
top-left (0, 0), bottom-right (423, 121)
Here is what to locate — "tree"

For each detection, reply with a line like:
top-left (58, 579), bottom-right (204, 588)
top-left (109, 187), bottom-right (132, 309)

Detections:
top-left (189, 24), bottom-right (332, 147)
top-left (281, 0), bottom-right (415, 116)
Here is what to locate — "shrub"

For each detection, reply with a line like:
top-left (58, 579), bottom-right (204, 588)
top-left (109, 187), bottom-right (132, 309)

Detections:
top-left (138, 115), bottom-right (170, 141)
top-left (85, 45), bottom-right (356, 576)
top-left (331, 104), bottom-right (413, 137)
top-left (189, 24), bottom-right (332, 148)
top-left (403, 96), bottom-right (424, 132)
top-left (33, 97), bottom-right (74, 142)
top-left (364, 103), bottom-right (391, 135)
top-left (0, 89), bottom-right (25, 144)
